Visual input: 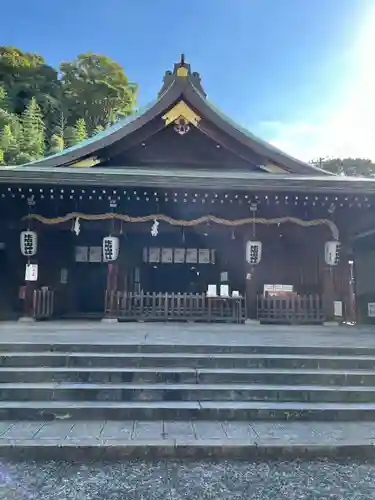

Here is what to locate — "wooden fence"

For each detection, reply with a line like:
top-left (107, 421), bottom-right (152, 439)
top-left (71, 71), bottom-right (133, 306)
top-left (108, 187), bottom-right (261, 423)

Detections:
top-left (257, 294), bottom-right (325, 324)
top-left (32, 289), bottom-right (55, 320)
top-left (105, 291), bottom-right (246, 323)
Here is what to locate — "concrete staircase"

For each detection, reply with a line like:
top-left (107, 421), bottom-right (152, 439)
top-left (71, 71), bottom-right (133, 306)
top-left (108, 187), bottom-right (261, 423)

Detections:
top-left (1, 342), bottom-right (375, 422)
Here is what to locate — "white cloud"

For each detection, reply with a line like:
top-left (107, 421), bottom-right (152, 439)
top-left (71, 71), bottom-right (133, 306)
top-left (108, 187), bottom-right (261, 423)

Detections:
top-left (259, 8), bottom-right (375, 162)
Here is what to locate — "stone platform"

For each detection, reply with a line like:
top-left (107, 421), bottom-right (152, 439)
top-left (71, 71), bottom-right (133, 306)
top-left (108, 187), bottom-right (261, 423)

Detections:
top-left (2, 320), bottom-right (375, 347)
top-left (1, 321), bottom-right (375, 459)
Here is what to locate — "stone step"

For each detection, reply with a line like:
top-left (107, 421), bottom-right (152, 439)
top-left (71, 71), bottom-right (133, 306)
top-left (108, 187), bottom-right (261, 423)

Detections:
top-left (0, 400), bottom-right (375, 421)
top-left (2, 351), bottom-right (375, 370)
top-left (1, 420), bottom-right (375, 460)
top-left (1, 382), bottom-right (375, 403)
top-left (2, 342), bottom-right (375, 356)
top-left (1, 366), bottom-right (375, 385)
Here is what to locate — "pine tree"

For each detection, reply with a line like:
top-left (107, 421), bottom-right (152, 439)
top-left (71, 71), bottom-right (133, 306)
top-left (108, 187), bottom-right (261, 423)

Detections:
top-left (0, 86), bottom-right (11, 112)
top-left (64, 118), bottom-right (88, 147)
top-left (0, 124), bottom-right (20, 164)
top-left (63, 126), bottom-right (75, 148)
top-left (48, 133), bottom-right (64, 155)
top-left (92, 124), bottom-right (104, 135)
top-left (74, 118), bottom-right (88, 143)
top-left (20, 97), bottom-right (45, 159)
top-left (14, 151), bottom-right (34, 164)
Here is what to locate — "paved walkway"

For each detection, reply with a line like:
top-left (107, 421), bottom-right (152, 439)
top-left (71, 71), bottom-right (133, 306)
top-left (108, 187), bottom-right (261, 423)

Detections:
top-left (0, 419), bottom-right (373, 444)
top-left (0, 419), bottom-right (374, 460)
top-left (1, 322), bottom-right (375, 347)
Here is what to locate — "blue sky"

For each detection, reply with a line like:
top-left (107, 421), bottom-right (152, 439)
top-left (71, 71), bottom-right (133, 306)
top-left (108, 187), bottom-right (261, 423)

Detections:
top-left (2, 0), bottom-right (375, 160)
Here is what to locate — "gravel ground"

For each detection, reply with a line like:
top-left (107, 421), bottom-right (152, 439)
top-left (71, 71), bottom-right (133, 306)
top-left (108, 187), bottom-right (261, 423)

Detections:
top-left (1, 460), bottom-right (375, 500)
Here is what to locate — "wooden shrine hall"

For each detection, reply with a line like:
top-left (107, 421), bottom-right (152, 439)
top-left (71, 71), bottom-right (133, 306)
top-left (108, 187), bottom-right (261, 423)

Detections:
top-left (1, 55), bottom-right (375, 325)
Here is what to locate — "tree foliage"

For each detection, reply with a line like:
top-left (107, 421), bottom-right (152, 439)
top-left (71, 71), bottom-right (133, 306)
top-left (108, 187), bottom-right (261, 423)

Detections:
top-left (310, 157), bottom-right (375, 177)
top-left (0, 46), bottom-right (61, 121)
top-left (60, 52), bottom-right (137, 133)
top-left (0, 46), bottom-right (137, 165)
top-left (48, 134), bottom-right (64, 155)
top-left (73, 118), bottom-right (88, 143)
top-left (20, 97), bottom-right (45, 159)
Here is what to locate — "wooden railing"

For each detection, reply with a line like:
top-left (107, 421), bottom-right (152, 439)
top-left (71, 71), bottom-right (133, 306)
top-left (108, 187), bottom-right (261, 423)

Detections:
top-left (105, 291), bottom-right (246, 323)
top-left (33, 289), bottom-right (55, 320)
top-left (257, 294), bottom-right (324, 325)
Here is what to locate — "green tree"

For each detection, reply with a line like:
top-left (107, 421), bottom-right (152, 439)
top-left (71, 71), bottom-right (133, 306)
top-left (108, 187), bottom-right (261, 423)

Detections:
top-left (64, 118), bottom-right (88, 147)
top-left (60, 52), bottom-right (137, 133)
top-left (0, 86), bottom-right (12, 112)
top-left (74, 118), bottom-right (87, 143)
top-left (92, 124), bottom-right (104, 135)
top-left (0, 87), bottom-right (18, 131)
top-left (19, 97), bottom-right (45, 159)
top-left (47, 133), bottom-right (64, 155)
top-left (310, 157), bottom-right (375, 177)
top-left (0, 124), bottom-right (20, 164)
top-left (0, 46), bottom-right (61, 124)
top-left (63, 126), bottom-right (77, 148)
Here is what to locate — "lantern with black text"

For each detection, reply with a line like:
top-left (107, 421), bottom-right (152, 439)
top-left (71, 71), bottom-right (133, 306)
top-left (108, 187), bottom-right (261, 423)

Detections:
top-left (103, 236), bottom-right (120, 262)
top-left (20, 231), bottom-right (37, 257)
top-left (246, 241), bottom-right (262, 265)
top-left (325, 241), bottom-right (340, 266)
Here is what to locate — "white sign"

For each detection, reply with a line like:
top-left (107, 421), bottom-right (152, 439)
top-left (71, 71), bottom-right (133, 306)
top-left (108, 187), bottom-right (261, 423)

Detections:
top-left (161, 248), bottom-right (173, 263)
top-left (368, 303), bottom-right (375, 317)
top-left (75, 246), bottom-right (88, 262)
top-left (334, 301), bottom-right (343, 317)
top-left (207, 284), bottom-right (217, 297)
top-left (220, 284), bottom-right (229, 297)
top-left (25, 263), bottom-right (38, 282)
top-left (186, 248), bottom-right (198, 264)
top-left (198, 249), bottom-right (210, 264)
top-left (149, 247), bottom-right (160, 263)
top-left (264, 284), bottom-right (294, 293)
top-left (174, 248), bottom-right (185, 263)
top-left (89, 246), bottom-right (102, 263)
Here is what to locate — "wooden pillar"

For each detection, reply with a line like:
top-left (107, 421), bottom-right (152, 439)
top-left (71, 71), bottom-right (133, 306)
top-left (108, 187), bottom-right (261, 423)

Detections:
top-left (322, 265), bottom-right (335, 322)
top-left (103, 261), bottom-right (119, 320)
top-left (106, 262), bottom-right (119, 294)
top-left (245, 264), bottom-right (257, 319)
top-left (338, 245), bottom-right (356, 323)
top-left (20, 260), bottom-right (37, 322)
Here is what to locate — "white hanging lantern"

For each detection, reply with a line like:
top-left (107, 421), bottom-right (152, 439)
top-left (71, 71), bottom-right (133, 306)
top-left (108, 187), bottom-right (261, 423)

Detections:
top-left (20, 231), bottom-right (37, 257)
top-left (103, 236), bottom-right (120, 262)
top-left (325, 240), bottom-right (340, 266)
top-left (246, 241), bottom-right (262, 265)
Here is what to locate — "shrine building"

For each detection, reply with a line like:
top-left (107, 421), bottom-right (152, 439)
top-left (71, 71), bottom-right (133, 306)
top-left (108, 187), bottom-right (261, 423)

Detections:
top-left (1, 56), bottom-right (375, 325)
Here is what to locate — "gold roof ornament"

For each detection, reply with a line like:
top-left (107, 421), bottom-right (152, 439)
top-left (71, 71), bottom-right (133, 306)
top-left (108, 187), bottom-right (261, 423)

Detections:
top-left (176, 66), bottom-right (188, 77)
top-left (262, 163), bottom-right (289, 173)
top-left (71, 157), bottom-right (100, 167)
top-left (162, 100), bottom-right (201, 127)
top-left (176, 53), bottom-right (188, 77)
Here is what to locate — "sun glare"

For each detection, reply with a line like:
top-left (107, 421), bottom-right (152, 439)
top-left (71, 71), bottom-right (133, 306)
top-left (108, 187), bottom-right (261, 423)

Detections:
top-left (268, 6), bottom-right (375, 162)
top-left (319, 7), bottom-right (375, 159)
